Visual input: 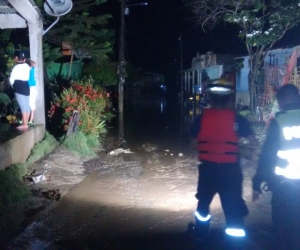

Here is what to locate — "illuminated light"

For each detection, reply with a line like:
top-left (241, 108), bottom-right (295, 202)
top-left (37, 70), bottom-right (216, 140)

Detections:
top-left (275, 166), bottom-right (300, 179)
top-left (194, 211), bottom-right (211, 222)
top-left (276, 148), bottom-right (300, 179)
top-left (160, 101), bottom-right (165, 113)
top-left (208, 87), bottom-right (232, 94)
top-left (225, 228), bottom-right (246, 237)
top-left (277, 149), bottom-right (300, 159)
top-left (282, 126), bottom-right (300, 140)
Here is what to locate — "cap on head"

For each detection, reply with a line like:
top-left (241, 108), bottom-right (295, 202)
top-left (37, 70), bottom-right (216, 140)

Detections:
top-left (14, 50), bottom-right (26, 60)
top-left (276, 84), bottom-right (300, 107)
top-left (206, 78), bottom-right (234, 95)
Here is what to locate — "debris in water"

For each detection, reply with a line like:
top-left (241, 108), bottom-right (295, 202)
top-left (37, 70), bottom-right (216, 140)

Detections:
top-left (24, 170), bottom-right (48, 184)
top-left (108, 148), bottom-right (132, 155)
top-left (42, 189), bottom-right (61, 201)
top-left (141, 143), bottom-right (158, 152)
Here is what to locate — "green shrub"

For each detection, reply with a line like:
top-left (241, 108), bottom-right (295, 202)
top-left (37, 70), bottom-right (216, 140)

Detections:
top-left (83, 60), bottom-right (118, 87)
top-left (48, 76), bottom-right (113, 136)
top-left (61, 131), bottom-right (97, 157)
top-left (26, 131), bottom-right (59, 165)
top-left (0, 164), bottom-right (29, 215)
top-left (85, 133), bottom-right (102, 149)
top-left (0, 132), bottom-right (58, 215)
top-left (238, 110), bottom-right (257, 122)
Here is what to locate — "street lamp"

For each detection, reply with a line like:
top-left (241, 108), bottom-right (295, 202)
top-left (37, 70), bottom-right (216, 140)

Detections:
top-left (118, 0), bottom-right (148, 144)
top-left (125, 3), bottom-right (148, 15)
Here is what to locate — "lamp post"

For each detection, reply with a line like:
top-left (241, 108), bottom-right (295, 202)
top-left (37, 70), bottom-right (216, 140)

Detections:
top-left (179, 34), bottom-right (183, 105)
top-left (118, 0), bottom-right (148, 144)
top-left (179, 34), bottom-right (184, 137)
top-left (118, 0), bottom-right (126, 144)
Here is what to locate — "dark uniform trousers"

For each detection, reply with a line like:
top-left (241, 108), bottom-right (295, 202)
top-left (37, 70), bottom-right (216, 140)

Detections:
top-left (272, 179), bottom-right (300, 249)
top-left (196, 162), bottom-right (248, 229)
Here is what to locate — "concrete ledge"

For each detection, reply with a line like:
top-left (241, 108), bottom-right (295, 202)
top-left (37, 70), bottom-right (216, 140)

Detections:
top-left (0, 125), bottom-right (45, 170)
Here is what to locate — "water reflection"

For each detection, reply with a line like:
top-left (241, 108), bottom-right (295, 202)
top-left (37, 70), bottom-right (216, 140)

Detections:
top-left (124, 96), bottom-right (183, 147)
top-left (181, 104), bottom-right (202, 137)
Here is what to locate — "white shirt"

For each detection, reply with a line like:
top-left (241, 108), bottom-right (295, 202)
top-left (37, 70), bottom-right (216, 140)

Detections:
top-left (9, 63), bottom-right (30, 85)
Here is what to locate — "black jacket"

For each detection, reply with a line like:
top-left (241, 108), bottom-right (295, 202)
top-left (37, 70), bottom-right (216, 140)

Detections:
top-left (253, 102), bottom-right (300, 192)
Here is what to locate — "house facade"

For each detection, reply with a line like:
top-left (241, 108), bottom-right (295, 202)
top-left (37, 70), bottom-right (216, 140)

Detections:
top-left (236, 45), bottom-right (300, 113)
top-left (183, 46), bottom-right (300, 115)
top-left (182, 51), bottom-right (236, 97)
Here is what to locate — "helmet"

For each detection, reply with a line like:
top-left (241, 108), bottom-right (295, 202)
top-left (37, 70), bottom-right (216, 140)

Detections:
top-left (14, 50), bottom-right (26, 60)
top-left (207, 78), bottom-right (234, 95)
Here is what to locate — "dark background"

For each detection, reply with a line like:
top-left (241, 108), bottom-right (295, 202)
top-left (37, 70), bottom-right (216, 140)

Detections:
top-left (105, 0), bottom-right (300, 86)
top-left (107, 0), bottom-right (245, 83)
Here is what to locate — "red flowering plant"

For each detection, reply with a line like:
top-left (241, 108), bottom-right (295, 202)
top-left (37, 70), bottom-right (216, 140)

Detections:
top-left (48, 77), bottom-right (112, 136)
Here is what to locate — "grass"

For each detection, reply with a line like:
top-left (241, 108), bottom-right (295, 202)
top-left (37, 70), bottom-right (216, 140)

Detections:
top-left (26, 131), bottom-right (59, 165)
top-left (0, 131), bottom-right (59, 215)
top-left (0, 164), bottom-right (29, 215)
top-left (60, 131), bottom-right (102, 157)
top-left (0, 130), bottom-right (104, 215)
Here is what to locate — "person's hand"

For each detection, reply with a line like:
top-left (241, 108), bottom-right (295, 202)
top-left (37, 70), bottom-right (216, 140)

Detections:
top-left (252, 190), bottom-right (261, 201)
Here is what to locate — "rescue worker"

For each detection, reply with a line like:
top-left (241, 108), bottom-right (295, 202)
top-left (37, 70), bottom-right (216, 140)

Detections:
top-left (190, 78), bottom-right (258, 241)
top-left (252, 84), bottom-right (300, 249)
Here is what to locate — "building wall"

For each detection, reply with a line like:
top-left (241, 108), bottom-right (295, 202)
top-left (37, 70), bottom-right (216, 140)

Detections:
top-left (235, 56), bottom-right (249, 93)
top-left (183, 51), bottom-right (239, 99)
top-left (234, 46), bottom-right (299, 108)
top-left (46, 61), bottom-right (83, 80)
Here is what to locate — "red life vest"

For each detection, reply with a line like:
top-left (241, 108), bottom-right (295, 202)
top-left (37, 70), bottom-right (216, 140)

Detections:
top-left (197, 109), bottom-right (239, 163)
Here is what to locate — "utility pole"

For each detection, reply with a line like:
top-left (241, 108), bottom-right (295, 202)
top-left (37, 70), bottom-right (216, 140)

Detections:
top-left (117, 1), bottom-right (147, 144)
top-left (179, 34), bottom-right (184, 137)
top-left (118, 0), bottom-right (126, 143)
top-left (180, 33), bottom-right (183, 104)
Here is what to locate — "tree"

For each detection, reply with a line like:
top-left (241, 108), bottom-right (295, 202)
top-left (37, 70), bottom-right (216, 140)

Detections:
top-left (42, 0), bottom-right (114, 63)
top-left (83, 60), bottom-right (118, 87)
top-left (184, 0), bottom-right (300, 112)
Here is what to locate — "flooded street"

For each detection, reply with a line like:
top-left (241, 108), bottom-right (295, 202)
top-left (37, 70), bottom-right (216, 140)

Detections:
top-left (12, 95), bottom-right (275, 249)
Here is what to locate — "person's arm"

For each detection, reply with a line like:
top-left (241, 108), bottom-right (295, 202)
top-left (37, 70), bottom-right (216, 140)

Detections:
top-left (189, 115), bottom-right (201, 149)
top-left (9, 66), bottom-right (16, 86)
top-left (247, 133), bottom-right (259, 148)
top-left (252, 118), bottom-right (280, 199)
top-left (236, 114), bottom-right (260, 160)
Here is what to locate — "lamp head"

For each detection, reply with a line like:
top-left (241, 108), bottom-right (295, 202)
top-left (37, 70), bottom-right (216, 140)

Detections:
top-left (44, 0), bottom-right (73, 17)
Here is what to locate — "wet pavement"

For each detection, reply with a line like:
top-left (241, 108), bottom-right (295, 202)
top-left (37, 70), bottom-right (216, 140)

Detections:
top-left (9, 96), bottom-right (276, 249)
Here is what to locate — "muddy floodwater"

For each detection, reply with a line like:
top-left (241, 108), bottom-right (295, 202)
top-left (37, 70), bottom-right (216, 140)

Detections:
top-left (12, 96), bottom-right (275, 249)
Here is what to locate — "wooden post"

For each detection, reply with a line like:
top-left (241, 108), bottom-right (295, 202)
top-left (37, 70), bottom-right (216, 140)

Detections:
top-left (68, 52), bottom-right (74, 79)
top-left (66, 110), bottom-right (80, 136)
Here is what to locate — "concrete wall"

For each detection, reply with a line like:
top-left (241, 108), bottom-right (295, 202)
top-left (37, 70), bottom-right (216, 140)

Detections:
top-left (6, 0), bottom-right (46, 126)
top-left (0, 125), bottom-right (45, 170)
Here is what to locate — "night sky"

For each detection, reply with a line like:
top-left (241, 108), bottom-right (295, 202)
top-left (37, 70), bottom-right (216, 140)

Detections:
top-left (107, 0), bottom-right (300, 84)
top-left (107, 0), bottom-right (246, 83)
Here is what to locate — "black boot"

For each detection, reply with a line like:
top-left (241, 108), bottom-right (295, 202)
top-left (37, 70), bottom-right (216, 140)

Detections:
top-left (195, 219), bottom-right (209, 242)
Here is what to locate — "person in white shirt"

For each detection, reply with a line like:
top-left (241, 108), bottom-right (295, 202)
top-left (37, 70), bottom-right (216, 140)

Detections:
top-left (9, 51), bottom-right (31, 129)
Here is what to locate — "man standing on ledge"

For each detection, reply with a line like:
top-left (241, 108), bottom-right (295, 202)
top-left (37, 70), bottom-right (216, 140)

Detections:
top-left (190, 78), bottom-right (258, 242)
top-left (9, 50), bottom-right (30, 130)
